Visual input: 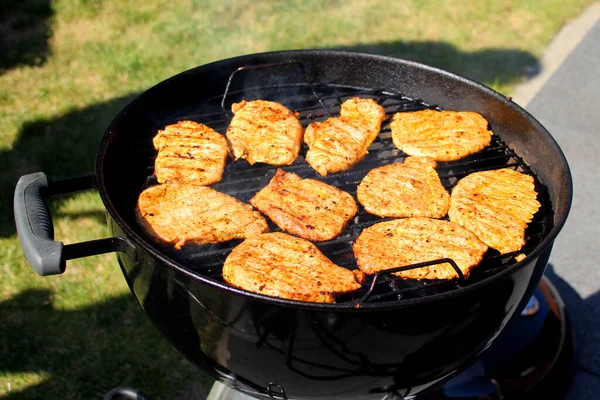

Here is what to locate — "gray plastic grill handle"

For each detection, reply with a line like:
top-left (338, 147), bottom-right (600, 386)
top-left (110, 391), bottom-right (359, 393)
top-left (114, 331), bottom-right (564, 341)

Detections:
top-left (14, 172), bottom-right (64, 275)
top-left (14, 172), bottom-right (135, 276)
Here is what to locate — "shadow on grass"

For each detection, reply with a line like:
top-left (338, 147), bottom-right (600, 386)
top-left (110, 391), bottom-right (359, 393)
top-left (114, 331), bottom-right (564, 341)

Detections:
top-left (0, 0), bottom-right (53, 72)
top-left (0, 288), bottom-right (209, 400)
top-left (1, 41), bottom-right (539, 238)
top-left (0, 94), bottom-right (138, 236)
top-left (328, 41), bottom-right (539, 89)
top-left (545, 265), bottom-right (600, 379)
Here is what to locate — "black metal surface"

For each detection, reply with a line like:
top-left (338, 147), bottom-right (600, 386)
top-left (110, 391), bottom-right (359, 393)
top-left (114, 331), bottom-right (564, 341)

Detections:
top-left (203, 275), bottom-right (574, 400)
top-left (417, 275), bottom-right (575, 400)
top-left (77, 50), bottom-right (571, 399)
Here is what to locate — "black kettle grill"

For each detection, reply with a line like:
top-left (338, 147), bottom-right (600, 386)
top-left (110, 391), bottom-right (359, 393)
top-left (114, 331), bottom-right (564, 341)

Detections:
top-left (14, 51), bottom-right (573, 399)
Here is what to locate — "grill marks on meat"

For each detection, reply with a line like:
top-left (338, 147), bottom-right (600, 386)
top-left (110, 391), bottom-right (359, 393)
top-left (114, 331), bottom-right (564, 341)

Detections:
top-left (357, 157), bottom-right (450, 218)
top-left (353, 217), bottom-right (488, 280)
top-left (304, 97), bottom-right (386, 176)
top-left (223, 232), bottom-right (364, 302)
top-left (226, 100), bottom-right (304, 165)
top-left (250, 169), bottom-right (357, 241)
top-left (390, 109), bottom-right (493, 161)
top-left (136, 183), bottom-right (268, 250)
top-left (449, 168), bottom-right (541, 254)
top-left (138, 97), bottom-right (541, 301)
top-left (153, 120), bottom-right (229, 185)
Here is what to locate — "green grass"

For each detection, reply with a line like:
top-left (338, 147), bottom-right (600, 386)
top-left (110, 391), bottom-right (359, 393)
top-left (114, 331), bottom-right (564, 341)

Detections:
top-left (0, 0), bottom-right (594, 398)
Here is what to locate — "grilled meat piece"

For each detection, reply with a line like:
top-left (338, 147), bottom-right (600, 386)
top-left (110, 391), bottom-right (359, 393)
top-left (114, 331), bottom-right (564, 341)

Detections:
top-left (250, 169), bottom-right (357, 241)
top-left (353, 217), bottom-right (488, 280)
top-left (136, 183), bottom-right (268, 250)
top-left (226, 100), bottom-right (303, 165)
top-left (448, 168), bottom-right (541, 254)
top-left (390, 109), bottom-right (493, 161)
top-left (304, 97), bottom-right (386, 176)
top-left (357, 156), bottom-right (450, 218)
top-left (152, 120), bottom-right (229, 185)
top-left (223, 232), bottom-right (364, 302)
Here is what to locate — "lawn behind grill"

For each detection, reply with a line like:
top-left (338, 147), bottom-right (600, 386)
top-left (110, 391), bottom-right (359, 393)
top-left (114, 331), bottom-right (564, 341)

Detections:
top-left (0, 0), bottom-right (594, 398)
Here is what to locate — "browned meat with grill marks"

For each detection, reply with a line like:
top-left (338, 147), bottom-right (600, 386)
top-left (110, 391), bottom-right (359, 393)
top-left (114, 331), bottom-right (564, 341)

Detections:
top-left (357, 156), bottom-right (450, 218)
top-left (390, 109), bottom-right (493, 161)
top-left (136, 183), bottom-right (268, 250)
top-left (448, 168), bottom-right (541, 254)
top-left (304, 97), bottom-right (386, 176)
top-left (250, 169), bottom-right (357, 241)
top-left (353, 217), bottom-right (488, 280)
top-left (223, 232), bottom-right (365, 302)
top-left (226, 100), bottom-right (304, 165)
top-left (152, 120), bottom-right (229, 185)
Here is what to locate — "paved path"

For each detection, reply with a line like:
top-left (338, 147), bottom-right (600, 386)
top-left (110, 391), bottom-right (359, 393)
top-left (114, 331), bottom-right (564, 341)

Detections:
top-left (511, 3), bottom-right (600, 398)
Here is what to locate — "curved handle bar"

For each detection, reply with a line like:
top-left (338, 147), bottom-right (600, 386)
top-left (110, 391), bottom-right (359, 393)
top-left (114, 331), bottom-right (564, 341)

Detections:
top-left (14, 172), bottom-right (133, 276)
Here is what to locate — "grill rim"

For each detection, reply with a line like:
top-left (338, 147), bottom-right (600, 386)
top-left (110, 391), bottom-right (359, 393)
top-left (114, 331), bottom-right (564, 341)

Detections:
top-left (96, 49), bottom-right (573, 311)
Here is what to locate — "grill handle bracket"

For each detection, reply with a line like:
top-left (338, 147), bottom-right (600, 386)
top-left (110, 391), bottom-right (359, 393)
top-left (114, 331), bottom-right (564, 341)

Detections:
top-left (355, 258), bottom-right (465, 306)
top-left (14, 172), bottom-right (134, 276)
top-left (221, 60), bottom-right (326, 116)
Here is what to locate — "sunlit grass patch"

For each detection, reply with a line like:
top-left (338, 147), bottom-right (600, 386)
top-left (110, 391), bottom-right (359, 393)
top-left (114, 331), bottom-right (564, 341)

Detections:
top-left (0, 0), bottom-right (594, 398)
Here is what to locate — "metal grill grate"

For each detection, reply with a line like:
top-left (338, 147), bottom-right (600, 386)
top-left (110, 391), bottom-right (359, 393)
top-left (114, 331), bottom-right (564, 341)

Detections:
top-left (130, 80), bottom-right (554, 306)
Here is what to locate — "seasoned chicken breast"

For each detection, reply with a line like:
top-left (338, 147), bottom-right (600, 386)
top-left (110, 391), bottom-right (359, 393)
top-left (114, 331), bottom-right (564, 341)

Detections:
top-left (390, 109), bottom-right (493, 161)
top-left (353, 217), bottom-right (488, 280)
top-left (226, 100), bottom-right (303, 165)
top-left (250, 169), bottom-right (357, 241)
top-left (304, 97), bottom-right (386, 176)
top-left (223, 232), bottom-right (364, 302)
top-left (357, 156), bottom-right (450, 218)
top-left (136, 183), bottom-right (268, 249)
top-left (152, 120), bottom-right (229, 185)
top-left (448, 168), bottom-right (541, 254)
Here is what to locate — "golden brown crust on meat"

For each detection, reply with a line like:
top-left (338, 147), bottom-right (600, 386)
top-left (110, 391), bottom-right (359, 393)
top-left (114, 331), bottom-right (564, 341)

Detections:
top-left (304, 97), bottom-right (385, 176)
top-left (152, 120), bottom-right (229, 185)
top-left (223, 232), bottom-right (364, 302)
top-left (390, 109), bottom-right (493, 161)
top-left (136, 183), bottom-right (268, 249)
top-left (448, 168), bottom-right (541, 254)
top-left (250, 169), bottom-right (357, 241)
top-left (353, 217), bottom-right (488, 280)
top-left (226, 100), bottom-right (303, 165)
top-left (356, 156), bottom-right (450, 218)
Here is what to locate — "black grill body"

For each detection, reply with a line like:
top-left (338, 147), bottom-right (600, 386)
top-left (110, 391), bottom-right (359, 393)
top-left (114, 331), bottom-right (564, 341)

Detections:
top-left (96, 51), bottom-right (572, 399)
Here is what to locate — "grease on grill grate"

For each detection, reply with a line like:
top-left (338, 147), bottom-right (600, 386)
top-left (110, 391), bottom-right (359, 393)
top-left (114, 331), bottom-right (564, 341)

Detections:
top-left (132, 83), bottom-right (554, 305)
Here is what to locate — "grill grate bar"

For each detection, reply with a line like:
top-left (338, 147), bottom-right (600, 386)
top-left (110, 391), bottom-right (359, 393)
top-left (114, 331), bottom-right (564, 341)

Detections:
top-left (131, 82), bottom-right (554, 304)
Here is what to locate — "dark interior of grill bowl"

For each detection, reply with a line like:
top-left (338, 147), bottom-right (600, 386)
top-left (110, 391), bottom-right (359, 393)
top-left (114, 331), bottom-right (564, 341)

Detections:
top-left (119, 83), bottom-right (553, 305)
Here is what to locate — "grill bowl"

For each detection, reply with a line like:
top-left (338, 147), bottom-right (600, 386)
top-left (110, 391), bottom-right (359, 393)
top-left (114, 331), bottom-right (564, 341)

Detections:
top-left (17, 50), bottom-right (572, 399)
